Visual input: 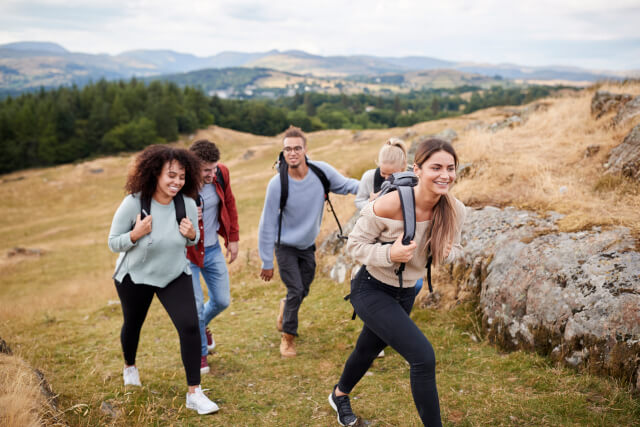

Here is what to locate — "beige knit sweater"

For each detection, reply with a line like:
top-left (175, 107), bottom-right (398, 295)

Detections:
top-left (346, 197), bottom-right (466, 287)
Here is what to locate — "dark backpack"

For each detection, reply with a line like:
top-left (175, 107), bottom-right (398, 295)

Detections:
top-left (372, 167), bottom-right (385, 193)
top-left (276, 152), bottom-right (346, 246)
top-left (139, 192), bottom-right (186, 224)
top-left (115, 193), bottom-right (187, 280)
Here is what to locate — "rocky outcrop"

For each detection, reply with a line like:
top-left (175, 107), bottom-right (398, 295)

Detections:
top-left (465, 103), bottom-right (549, 134)
top-left (591, 91), bottom-right (633, 119)
top-left (456, 207), bottom-right (640, 389)
top-left (320, 206), bottom-right (640, 389)
top-left (606, 123), bottom-right (640, 181)
top-left (612, 95), bottom-right (640, 128)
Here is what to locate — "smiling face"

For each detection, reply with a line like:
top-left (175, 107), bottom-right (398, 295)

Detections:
top-left (155, 160), bottom-right (186, 202)
top-left (283, 136), bottom-right (306, 169)
top-left (414, 150), bottom-right (456, 196)
top-left (201, 161), bottom-right (218, 185)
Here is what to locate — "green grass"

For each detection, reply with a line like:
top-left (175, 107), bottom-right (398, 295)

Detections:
top-left (4, 270), bottom-right (639, 426)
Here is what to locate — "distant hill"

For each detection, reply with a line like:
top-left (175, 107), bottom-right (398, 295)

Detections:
top-left (1, 41), bottom-right (69, 54)
top-left (0, 41), bottom-right (635, 95)
top-left (147, 66), bottom-right (509, 99)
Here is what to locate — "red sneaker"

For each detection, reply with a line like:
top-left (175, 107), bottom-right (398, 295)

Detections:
top-left (205, 328), bottom-right (215, 352)
top-left (200, 356), bottom-right (210, 375)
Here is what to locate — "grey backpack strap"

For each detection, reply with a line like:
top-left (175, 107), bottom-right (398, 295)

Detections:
top-left (396, 186), bottom-right (416, 245)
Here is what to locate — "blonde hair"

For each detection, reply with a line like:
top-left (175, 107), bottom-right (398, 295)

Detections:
top-left (377, 138), bottom-right (407, 169)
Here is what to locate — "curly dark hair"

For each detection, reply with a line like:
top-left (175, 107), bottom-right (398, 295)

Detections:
top-left (190, 139), bottom-right (220, 163)
top-left (125, 145), bottom-right (201, 200)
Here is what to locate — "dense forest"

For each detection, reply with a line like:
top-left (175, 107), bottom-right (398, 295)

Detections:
top-left (0, 78), bottom-right (566, 173)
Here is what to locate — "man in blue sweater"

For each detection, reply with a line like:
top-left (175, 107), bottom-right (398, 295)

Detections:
top-left (258, 126), bottom-right (359, 357)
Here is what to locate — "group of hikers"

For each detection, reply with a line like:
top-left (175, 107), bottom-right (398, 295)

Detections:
top-left (108, 125), bottom-right (465, 426)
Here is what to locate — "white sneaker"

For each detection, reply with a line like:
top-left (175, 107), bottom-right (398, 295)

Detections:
top-left (123, 366), bottom-right (141, 386)
top-left (186, 386), bottom-right (219, 414)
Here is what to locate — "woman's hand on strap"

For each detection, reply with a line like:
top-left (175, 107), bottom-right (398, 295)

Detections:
top-left (389, 234), bottom-right (416, 263)
top-left (130, 214), bottom-right (152, 243)
top-left (179, 217), bottom-right (196, 240)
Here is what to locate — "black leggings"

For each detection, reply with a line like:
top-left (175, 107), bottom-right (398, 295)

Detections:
top-left (115, 273), bottom-right (201, 386)
top-left (338, 267), bottom-right (442, 427)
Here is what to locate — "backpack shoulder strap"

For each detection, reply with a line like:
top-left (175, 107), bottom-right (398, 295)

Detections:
top-left (140, 195), bottom-right (151, 220)
top-left (215, 166), bottom-right (226, 194)
top-left (373, 167), bottom-right (385, 193)
top-left (306, 160), bottom-right (330, 198)
top-left (396, 185), bottom-right (416, 245)
top-left (307, 160), bottom-right (347, 240)
top-left (174, 192), bottom-right (186, 224)
top-left (277, 151), bottom-right (288, 246)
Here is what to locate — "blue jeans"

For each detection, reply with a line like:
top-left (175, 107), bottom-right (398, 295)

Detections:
top-left (190, 241), bottom-right (230, 357)
top-left (415, 277), bottom-right (423, 296)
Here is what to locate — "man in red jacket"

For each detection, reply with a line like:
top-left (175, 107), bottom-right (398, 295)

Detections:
top-left (187, 139), bottom-right (240, 374)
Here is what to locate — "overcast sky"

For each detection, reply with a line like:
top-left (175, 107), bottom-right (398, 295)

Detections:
top-left (0, 0), bottom-right (638, 70)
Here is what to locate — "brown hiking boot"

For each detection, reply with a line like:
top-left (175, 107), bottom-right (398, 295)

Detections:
top-left (276, 298), bottom-right (285, 332)
top-left (280, 333), bottom-right (296, 357)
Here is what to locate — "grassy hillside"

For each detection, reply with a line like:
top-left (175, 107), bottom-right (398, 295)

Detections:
top-left (1, 84), bottom-right (639, 426)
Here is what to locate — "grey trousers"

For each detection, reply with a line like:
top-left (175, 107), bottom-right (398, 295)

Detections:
top-left (275, 244), bottom-right (316, 336)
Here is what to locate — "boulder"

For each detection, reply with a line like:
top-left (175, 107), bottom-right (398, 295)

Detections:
top-left (591, 90), bottom-right (633, 119)
top-left (606, 123), bottom-right (640, 181)
top-left (612, 95), bottom-right (640, 128)
top-left (455, 207), bottom-right (640, 389)
top-left (489, 115), bottom-right (522, 133)
top-left (464, 121), bottom-right (486, 132)
top-left (319, 204), bottom-right (640, 389)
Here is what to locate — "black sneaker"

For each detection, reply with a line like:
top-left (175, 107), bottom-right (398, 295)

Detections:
top-left (328, 385), bottom-right (357, 426)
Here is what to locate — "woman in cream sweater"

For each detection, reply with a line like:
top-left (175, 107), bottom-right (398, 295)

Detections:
top-left (328, 138), bottom-right (466, 427)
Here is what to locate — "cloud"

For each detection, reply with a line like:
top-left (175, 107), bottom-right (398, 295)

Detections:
top-left (0, 0), bottom-right (638, 70)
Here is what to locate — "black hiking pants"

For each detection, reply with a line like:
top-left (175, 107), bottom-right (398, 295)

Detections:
top-left (115, 273), bottom-right (201, 386)
top-left (275, 244), bottom-right (316, 336)
top-left (337, 266), bottom-right (442, 427)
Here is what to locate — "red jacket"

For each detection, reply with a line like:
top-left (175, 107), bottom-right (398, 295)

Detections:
top-left (187, 163), bottom-right (239, 268)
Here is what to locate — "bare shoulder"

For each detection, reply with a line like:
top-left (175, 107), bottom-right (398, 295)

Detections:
top-left (372, 191), bottom-right (403, 220)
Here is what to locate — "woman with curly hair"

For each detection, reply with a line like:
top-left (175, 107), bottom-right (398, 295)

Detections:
top-left (108, 144), bottom-right (218, 415)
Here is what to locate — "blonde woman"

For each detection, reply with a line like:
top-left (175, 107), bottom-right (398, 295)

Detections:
top-left (329, 138), bottom-right (466, 426)
top-left (354, 138), bottom-right (408, 211)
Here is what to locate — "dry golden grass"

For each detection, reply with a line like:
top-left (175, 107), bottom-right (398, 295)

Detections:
top-left (0, 353), bottom-right (64, 426)
top-left (452, 83), bottom-right (640, 234)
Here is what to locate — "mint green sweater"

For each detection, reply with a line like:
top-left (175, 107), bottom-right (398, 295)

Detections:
top-left (108, 194), bottom-right (199, 288)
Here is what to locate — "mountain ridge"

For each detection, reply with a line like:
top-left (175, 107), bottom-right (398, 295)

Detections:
top-left (0, 41), bottom-right (636, 95)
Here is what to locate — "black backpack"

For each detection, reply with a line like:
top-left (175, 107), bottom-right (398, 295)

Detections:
top-left (376, 171), bottom-right (433, 294)
top-left (276, 152), bottom-right (346, 246)
top-left (139, 193), bottom-right (186, 224)
top-left (114, 192), bottom-right (187, 280)
top-left (373, 167), bottom-right (385, 193)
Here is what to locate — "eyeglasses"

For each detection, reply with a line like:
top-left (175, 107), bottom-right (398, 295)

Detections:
top-left (283, 146), bottom-right (304, 153)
